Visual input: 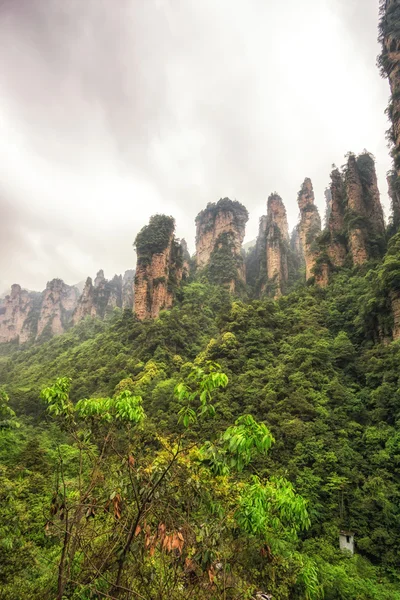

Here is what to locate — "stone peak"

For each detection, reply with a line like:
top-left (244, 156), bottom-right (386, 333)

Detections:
top-left (10, 283), bottom-right (22, 295)
top-left (123, 269), bottom-right (135, 282)
top-left (195, 197), bottom-right (249, 225)
top-left (94, 270), bottom-right (106, 288)
top-left (46, 278), bottom-right (67, 290)
top-left (267, 193), bottom-right (289, 242)
top-left (298, 178), bottom-right (315, 210)
top-left (135, 214), bottom-right (176, 262)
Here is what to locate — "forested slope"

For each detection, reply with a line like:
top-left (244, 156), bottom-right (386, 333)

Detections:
top-left (2, 235), bottom-right (400, 599)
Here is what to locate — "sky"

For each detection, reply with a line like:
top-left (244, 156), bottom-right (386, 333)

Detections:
top-left (0, 0), bottom-right (392, 292)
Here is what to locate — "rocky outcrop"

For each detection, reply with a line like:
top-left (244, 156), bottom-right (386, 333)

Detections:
top-left (0, 284), bottom-right (36, 343)
top-left (265, 194), bottom-right (289, 297)
top-left (345, 153), bottom-right (385, 265)
top-left (134, 215), bottom-right (186, 320)
top-left (94, 269), bottom-right (106, 288)
top-left (390, 291), bottom-right (400, 340)
top-left (72, 277), bottom-right (97, 324)
top-left (72, 270), bottom-right (130, 324)
top-left (379, 0), bottom-right (400, 227)
top-left (388, 172), bottom-right (400, 228)
top-left (36, 279), bottom-right (79, 339)
top-left (0, 269), bottom-right (136, 345)
top-left (297, 178), bottom-right (322, 280)
top-left (180, 239), bottom-right (191, 280)
top-left (122, 270), bottom-right (135, 309)
top-left (195, 198), bottom-right (248, 291)
top-left (314, 263), bottom-right (329, 288)
top-left (251, 195), bottom-right (289, 298)
top-left (327, 169), bottom-right (347, 267)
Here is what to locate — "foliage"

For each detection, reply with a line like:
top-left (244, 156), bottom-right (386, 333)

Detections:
top-left (3, 218), bottom-right (400, 597)
top-left (195, 197), bottom-right (249, 228)
top-left (0, 388), bottom-right (19, 429)
top-left (204, 232), bottom-right (246, 291)
top-left (134, 214), bottom-right (175, 266)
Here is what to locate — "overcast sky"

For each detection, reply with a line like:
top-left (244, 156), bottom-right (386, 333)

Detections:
top-left (0, 0), bottom-right (392, 292)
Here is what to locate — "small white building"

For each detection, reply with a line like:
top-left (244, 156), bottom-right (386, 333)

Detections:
top-left (339, 530), bottom-right (355, 554)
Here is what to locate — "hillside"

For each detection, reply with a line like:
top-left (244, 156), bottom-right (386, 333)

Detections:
top-left (1, 1), bottom-right (400, 599)
top-left (2, 237), bottom-right (400, 598)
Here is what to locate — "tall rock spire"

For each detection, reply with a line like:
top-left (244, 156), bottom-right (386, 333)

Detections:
top-left (297, 178), bottom-right (322, 280)
top-left (37, 279), bottom-right (79, 339)
top-left (265, 193), bottom-right (289, 297)
top-left (345, 153), bottom-right (385, 265)
top-left (251, 194), bottom-right (289, 298)
top-left (134, 215), bottom-right (186, 320)
top-left (345, 155), bottom-right (369, 266)
top-left (195, 198), bottom-right (248, 292)
top-left (0, 284), bottom-right (34, 343)
top-left (379, 0), bottom-right (400, 227)
top-left (327, 169), bottom-right (347, 267)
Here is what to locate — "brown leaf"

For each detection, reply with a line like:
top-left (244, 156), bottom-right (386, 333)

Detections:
top-left (158, 522), bottom-right (166, 542)
top-left (113, 494), bottom-right (122, 519)
top-left (184, 558), bottom-right (197, 573)
top-left (208, 567), bottom-right (215, 584)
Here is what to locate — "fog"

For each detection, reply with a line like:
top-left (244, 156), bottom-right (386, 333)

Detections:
top-left (0, 0), bottom-right (391, 292)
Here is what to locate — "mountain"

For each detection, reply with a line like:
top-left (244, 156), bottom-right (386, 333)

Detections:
top-left (0, 270), bottom-right (135, 344)
top-left (1, 2), bottom-right (400, 599)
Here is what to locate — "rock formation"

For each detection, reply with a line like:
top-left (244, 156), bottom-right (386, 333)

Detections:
top-left (195, 198), bottom-right (248, 291)
top-left (0, 267), bottom-right (136, 345)
top-left (72, 270), bottom-right (130, 324)
top-left (122, 270), bottom-right (136, 309)
top-left (251, 194), bottom-right (289, 298)
top-left (36, 279), bottom-right (79, 339)
top-left (134, 215), bottom-right (187, 320)
top-left (379, 0), bottom-right (400, 227)
top-left (290, 225), bottom-right (303, 261)
top-left (345, 155), bottom-right (369, 266)
top-left (180, 239), bottom-right (191, 280)
top-left (388, 172), bottom-right (400, 228)
top-left (265, 194), bottom-right (289, 297)
top-left (297, 178), bottom-right (322, 280)
top-left (72, 277), bottom-right (97, 324)
top-left (327, 169), bottom-right (347, 267)
top-left (0, 284), bottom-right (37, 344)
top-left (94, 269), bottom-right (106, 288)
top-left (390, 291), bottom-right (400, 340)
top-left (345, 153), bottom-right (385, 265)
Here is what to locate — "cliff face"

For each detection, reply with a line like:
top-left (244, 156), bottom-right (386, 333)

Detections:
top-left (122, 270), bottom-right (135, 309)
top-left (0, 267), bottom-right (137, 345)
top-left (297, 178), bottom-right (322, 280)
top-left (72, 270), bottom-right (131, 324)
top-left (379, 0), bottom-right (400, 226)
top-left (134, 215), bottom-right (186, 320)
top-left (346, 156), bottom-right (369, 265)
top-left (195, 198), bottom-right (248, 291)
top-left (328, 169), bottom-right (347, 267)
top-left (36, 279), bottom-right (79, 339)
top-left (265, 194), bottom-right (289, 297)
top-left (180, 239), bottom-right (191, 280)
top-left (388, 172), bottom-right (400, 228)
top-left (0, 284), bottom-right (36, 343)
top-left (390, 290), bottom-right (400, 341)
top-left (345, 154), bottom-right (385, 265)
top-left (72, 277), bottom-right (97, 324)
top-left (251, 195), bottom-right (289, 298)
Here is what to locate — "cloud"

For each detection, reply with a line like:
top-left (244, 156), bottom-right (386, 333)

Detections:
top-left (0, 0), bottom-right (392, 291)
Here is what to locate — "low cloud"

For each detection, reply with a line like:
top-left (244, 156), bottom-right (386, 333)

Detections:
top-left (0, 0), bottom-right (391, 292)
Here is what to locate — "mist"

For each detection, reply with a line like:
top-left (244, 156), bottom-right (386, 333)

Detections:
top-left (0, 0), bottom-right (391, 292)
